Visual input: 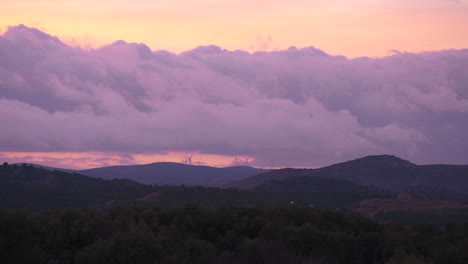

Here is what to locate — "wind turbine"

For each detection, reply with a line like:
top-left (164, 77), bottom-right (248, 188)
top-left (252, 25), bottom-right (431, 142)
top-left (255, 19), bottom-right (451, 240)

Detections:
top-left (186, 154), bottom-right (193, 165)
top-left (233, 156), bottom-right (240, 166)
top-left (181, 154), bottom-right (194, 165)
top-left (244, 156), bottom-right (251, 167)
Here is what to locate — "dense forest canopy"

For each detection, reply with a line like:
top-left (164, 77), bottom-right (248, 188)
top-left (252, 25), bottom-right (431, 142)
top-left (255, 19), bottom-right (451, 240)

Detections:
top-left (1, 204), bottom-right (468, 264)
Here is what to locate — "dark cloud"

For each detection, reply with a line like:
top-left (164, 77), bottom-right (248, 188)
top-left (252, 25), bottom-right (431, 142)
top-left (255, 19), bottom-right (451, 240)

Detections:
top-left (1, 25), bottom-right (467, 167)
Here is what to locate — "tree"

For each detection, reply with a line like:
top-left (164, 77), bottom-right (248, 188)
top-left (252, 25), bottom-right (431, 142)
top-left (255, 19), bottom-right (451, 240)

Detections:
top-left (2, 162), bottom-right (7, 167)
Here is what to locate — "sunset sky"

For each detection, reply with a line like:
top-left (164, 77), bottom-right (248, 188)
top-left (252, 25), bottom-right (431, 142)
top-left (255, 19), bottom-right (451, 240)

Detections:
top-left (1, 0), bottom-right (468, 57)
top-left (1, 0), bottom-right (467, 169)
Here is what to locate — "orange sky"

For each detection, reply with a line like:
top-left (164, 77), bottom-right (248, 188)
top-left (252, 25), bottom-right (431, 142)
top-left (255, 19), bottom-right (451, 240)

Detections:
top-left (1, 0), bottom-right (467, 57)
top-left (0, 152), bottom-right (254, 169)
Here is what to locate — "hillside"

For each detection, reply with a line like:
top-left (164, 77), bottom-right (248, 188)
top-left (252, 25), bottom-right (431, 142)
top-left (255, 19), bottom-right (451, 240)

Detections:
top-left (141, 186), bottom-right (390, 209)
top-left (0, 163), bottom-right (389, 211)
top-left (254, 176), bottom-right (394, 197)
top-left (141, 176), bottom-right (394, 209)
top-left (0, 163), bottom-right (155, 211)
top-left (227, 155), bottom-right (468, 194)
top-left (354, 198), bottom-right (468, 225)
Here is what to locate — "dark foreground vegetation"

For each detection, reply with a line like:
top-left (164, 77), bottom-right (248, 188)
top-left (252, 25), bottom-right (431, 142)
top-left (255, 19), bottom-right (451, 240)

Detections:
top-left (1, 204), bottom-right (468, 264)
top-left (375, 210), bottom-right (468, 226)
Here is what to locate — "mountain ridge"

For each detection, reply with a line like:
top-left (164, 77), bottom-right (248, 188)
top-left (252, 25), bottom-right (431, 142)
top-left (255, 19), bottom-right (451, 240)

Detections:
top-left (226, 155), bottom-right (468, 193)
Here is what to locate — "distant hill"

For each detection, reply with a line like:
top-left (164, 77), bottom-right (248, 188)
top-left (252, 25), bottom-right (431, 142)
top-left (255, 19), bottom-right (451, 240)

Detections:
top-left (227, 155), bottom-right (468, 194)
top-left (73, 162), bottom-right (268, 186)
top-left (0, 163), bottom-right (155, 211)
top-left (0, 163), bottom-right (389, 211)
top-left (3, 159), bottom-right (465, 217)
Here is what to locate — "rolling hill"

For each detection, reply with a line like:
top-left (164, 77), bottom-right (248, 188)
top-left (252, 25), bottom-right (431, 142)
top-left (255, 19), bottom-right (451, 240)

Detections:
top-left (0, 162), bottom-right (391, 211)
top-left (77, 162), bottom-right (268, 186)
top-left (227, 155), bottom-right (468, 194)
top-left (0, 163), bottom-right (155, 211)
top-left (24, 162), bottom-right (269, 187)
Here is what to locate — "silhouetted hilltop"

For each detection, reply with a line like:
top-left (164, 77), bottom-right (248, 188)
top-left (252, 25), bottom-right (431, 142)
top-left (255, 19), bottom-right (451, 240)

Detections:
top-left (0, 163), bottom-right (154, 211)
top-left (18, 162), bottom-right (269, 187)
top-left (326, 155), bottom-right (416, 169)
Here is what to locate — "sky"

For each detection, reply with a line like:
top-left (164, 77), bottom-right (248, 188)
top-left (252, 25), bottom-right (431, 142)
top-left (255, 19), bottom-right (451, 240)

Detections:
top-left (0, 1), bottom-right (468, 169)
top-left (1, 0), bottom-right (468, 57)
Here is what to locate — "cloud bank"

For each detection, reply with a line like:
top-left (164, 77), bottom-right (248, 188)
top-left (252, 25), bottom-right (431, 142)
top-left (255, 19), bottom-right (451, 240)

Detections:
top-left (1, 25), bottom-right (468, 167)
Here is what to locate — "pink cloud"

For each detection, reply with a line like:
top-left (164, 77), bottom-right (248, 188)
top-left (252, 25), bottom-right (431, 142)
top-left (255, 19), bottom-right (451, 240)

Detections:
top-left (1, 25), bottom-right (468, 167)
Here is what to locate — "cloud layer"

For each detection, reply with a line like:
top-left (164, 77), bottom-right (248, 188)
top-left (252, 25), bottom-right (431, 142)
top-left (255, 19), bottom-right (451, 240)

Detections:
top-left (1, 25), bottom-right (468, 167)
